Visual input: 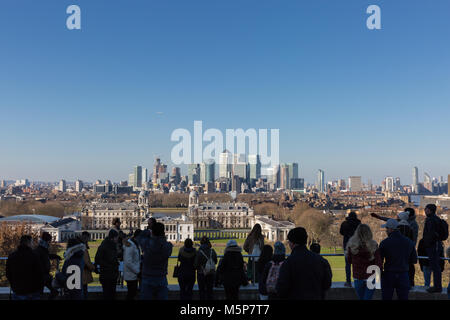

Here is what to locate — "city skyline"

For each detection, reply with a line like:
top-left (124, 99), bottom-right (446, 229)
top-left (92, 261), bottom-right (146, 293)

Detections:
top-left (1, 1), bottom-right (450, 184)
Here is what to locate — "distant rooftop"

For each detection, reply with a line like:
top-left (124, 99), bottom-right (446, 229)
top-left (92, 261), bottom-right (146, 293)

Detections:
top-left (0, 214), bottom-right (59, 224)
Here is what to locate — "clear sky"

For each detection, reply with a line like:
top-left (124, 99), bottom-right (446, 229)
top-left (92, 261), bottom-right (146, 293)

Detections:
top-left (0, 0), bottom-right (449, 184)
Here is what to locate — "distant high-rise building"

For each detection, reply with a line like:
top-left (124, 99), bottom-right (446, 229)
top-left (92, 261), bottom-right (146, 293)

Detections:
top-left (367, 179), bottom-right (372, 191)
top-left (59, 179), bottom-right (67, 192)
top-left (0, 180), bottom-right (5, 188)
top-left (317, 170), bottom-right (325, 193)
top-left (412, 167), bottom-right (419, 193)
top-left (248, 154), bottom-right (261, 182)
top-left (200, 159), bottom-right (215, 184)
top-left (348, 176), bottom-right (362, 192)
top-left (395, 177), bottom-right (401, 190)
top-left (188, 164), bottom-right (200, 185)
top-left (75, 180), bottom-right (83, 193)
top-left (232, 175), bottom-right (241, 193)
top-left (171, 167), bottom-right (181, 185)
top-left (143, 168), bottom-right (148, 184)
top-left (219, 150), bottom-right (232, 179)
top-left (424, 172), bottom-right (432, 193)
top-left (133, 166), bottom-right (142, 188)
top-left (385, 177), bottom-right (394, 192)
top-left (233, 154), bottom-right (248, 182)
top-left (287, 163), bottom-right (299, 180)
top-left (448, 174), bottom-right (450, 195)
top-left (272, 165), bottom-right (280, 189)
top-left (338, 179), bottom-right (346, 191)
top-left (128, 173), bottom-right (135, 188)
top-left (280, 164), bottom-right (290, 190)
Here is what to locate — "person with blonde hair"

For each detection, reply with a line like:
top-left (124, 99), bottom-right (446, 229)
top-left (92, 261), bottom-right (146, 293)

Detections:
top-left (244, 224), bottom-right (265, 283)
top-left (346, 224), bottom-right (382, 300)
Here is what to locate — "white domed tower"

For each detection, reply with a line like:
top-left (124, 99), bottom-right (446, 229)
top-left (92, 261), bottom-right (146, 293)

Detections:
top-left (139, 190), bottom-right (149, 207)
top-left (189, 190), bottom-right (199, 207)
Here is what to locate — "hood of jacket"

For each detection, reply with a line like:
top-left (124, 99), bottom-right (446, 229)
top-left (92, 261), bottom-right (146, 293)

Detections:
top-left (225, 245), bottom-right (242, 253)
top-left (180, 246), bottom-right (196, 258)
top-left (64, 243), bottom-right (85, 260)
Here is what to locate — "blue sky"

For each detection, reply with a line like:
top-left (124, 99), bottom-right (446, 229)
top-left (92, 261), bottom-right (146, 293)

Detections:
top-left (0, 0), bottom-right (449, 184)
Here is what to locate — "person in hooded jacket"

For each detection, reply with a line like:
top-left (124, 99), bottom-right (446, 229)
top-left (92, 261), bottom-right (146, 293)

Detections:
top-left (138, 222), bottom-right (173, 300)
top-left (6, 235), bottom-right (44, 300)
top-left (340, 211), bottom-right (361, 287)
top-left (260, 241), bottom-right (286, 300)
top-left (123, 230), bottom-right (141, 300)
top-left (34, 232), bottom-right (61, 299)
top-left (194, 236), bottom-right (217, 300)
top-left (257, 245), bottom-right (273, 300)
top-left (61, 238), bottom-right (85, 300)
top-left (177, 238), bottom-right (196, 300)
top-left (217, 240), bottom-right (247, 300)
top-left (95, 229), bottom-right (120, 300)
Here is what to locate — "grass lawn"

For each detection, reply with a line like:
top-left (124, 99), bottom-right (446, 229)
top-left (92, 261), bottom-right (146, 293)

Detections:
top-left (56, 239), bottom-right (347, 286)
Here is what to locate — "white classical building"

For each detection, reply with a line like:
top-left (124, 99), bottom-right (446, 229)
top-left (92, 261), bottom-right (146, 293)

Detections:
top-left (41, 218), bottom-right (81, 242)
top-left (81, 201), bottom-right (145, 230)
top-left (253, 215), bottom-right (296, 242)
top-left (187, 190), bottom-right (255, 229)
top-left (145, 214), bottom-right (194, 243)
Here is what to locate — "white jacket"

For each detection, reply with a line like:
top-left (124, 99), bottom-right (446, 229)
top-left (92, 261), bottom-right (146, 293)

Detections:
top-left (123, 239), bottom-right (141, 281)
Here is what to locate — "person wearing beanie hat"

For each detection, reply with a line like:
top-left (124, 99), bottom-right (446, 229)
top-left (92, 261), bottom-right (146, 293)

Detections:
top-left (379, 218), bottom-right (417, 300)
top-left (216, 239), bottom-right (246, 300)
top-left (276, 227), bottom-right (332, 299)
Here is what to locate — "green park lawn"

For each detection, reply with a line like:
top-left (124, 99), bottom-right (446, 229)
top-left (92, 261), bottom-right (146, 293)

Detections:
top-left (56, 238), bottom-right (347, 286)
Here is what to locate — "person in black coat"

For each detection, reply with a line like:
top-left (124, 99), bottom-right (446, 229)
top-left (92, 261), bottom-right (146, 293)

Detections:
top-left (339, 212), bottom-right (361, 286)
top-left (6, 235), bottom-right (44, 300)
top-left (61, 238), bottom-right (85, 300)
top-left (34, 232), bottom-right (62, 299)
top-left (422, 204), bottom-right (444, 293)
top-left (95, 229), bottom-right (119, 300)
top-left (217, 240), bottom-right (247, 300)
top-left (177, 238), bottom-right (197, 300)
top-left (276, 227), bottom-right (332, 300)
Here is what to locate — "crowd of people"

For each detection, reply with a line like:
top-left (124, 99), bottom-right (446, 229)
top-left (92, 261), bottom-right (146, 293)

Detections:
top-left (4, 204), bottom-right (450, 300)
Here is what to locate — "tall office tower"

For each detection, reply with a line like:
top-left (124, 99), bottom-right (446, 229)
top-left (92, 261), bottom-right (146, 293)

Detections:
top-left (200, 159), bottom-right (215, 184)
top-left (142, 168), bottom-right (148, 184)
top-left (317, 170), bottom-right (325, 193)
top-left (348, 176), bottom-right (362, 192)
top-left (128, 173), bottom-right (135, 188)
top-left (171, 167), bottom-right (181, 185)
top-left (272, 165), bottom-right (280, 189)
top-left (95, 180), bottom-right (102, 185)
top-left (75, 180), bottom-right (83, 192)
top-left (188, 163), bottom-right (200, 185)
top-left (287, 163), bottom-right (299, 180)
top-left (337, 179), bottom-right (346, 191)
top-left (219, 150), bottom-right (232, 179)
top-left (59, 179), bottom-right (67, 192)
top-left (248, 154), bottom-right (261, 182)
top-left (280, 164), bottom-right (290, 190)
top-left (153, 158), bottom-right (161, 181)
top-left (0, 180), bottom-right (5, 188)
top-left (133, 165), bottom-right (142, 188)
top-left (232, 175), bottom-right (241, 193)
top-left (448, 174), bottom-right (450, 195)
top-left (424, 172), bottom-right (432, 193)
top-left (385, 177), bottom-right (394, 192)
top-left (395, 177), bottom-right (401, 190)
top-left (412, 167), bottom-right (419, 193)
top-left (232, 154), bottom-right (248, 182)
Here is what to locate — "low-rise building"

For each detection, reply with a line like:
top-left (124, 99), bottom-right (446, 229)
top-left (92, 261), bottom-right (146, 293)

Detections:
top-left (252, 215), bottom-right (296, 242)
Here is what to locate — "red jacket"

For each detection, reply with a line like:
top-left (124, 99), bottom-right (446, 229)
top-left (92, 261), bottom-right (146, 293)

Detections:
top-left (347, 247), bottom-right (382, 280)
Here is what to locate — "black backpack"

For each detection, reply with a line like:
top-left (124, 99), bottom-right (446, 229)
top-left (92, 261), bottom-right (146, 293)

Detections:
top-left (436, 218), bottom-right (449, 241)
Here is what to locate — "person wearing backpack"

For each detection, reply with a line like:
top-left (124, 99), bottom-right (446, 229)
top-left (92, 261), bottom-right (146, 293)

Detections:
top-left (423, 204), bottom-right (447, 293)
top-left (194, 236), bottom-right (217, 300)
top-left (216, 240), bottom-right (247, 300)
top-left (257, 245), bottom-right (273, 300)
top-left (260, 241), bottom-right (286, 300)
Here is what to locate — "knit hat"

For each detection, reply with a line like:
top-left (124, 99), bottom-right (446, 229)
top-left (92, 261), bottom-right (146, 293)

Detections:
top-left (274, 241), bottom-right (286, 255)
top-left (287, 227), bottom-right (307, 245)
top-left (381, 219), bottom-right (399, 230)
top-left (226, 239), bottom-right (238, 248)
top-left (397, 212), bottom-right (409, 221)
